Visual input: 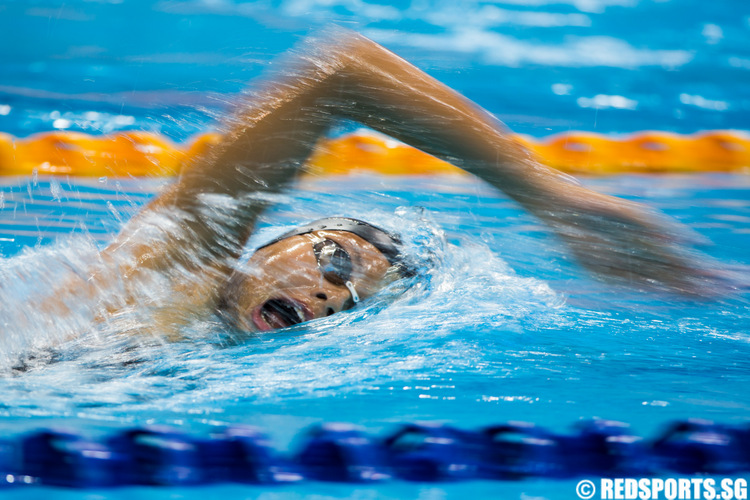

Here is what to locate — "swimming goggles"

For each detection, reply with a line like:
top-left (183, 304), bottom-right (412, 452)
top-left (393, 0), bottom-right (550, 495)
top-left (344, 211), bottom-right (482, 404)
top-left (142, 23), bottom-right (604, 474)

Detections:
top-left (308, 235), bottom-right (360, 304)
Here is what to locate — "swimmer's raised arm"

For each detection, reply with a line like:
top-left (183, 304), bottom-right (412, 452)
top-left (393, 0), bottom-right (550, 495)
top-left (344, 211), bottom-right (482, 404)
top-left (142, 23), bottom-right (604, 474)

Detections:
top-left (312, 32), bottom-right (717, 295)
top-left (104, 28), bottom-right (718, 312)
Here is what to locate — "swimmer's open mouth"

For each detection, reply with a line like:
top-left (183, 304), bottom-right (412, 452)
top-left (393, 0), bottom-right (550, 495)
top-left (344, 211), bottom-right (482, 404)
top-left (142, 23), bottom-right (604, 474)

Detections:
top-left (253, 298), bottom-right (311, 331)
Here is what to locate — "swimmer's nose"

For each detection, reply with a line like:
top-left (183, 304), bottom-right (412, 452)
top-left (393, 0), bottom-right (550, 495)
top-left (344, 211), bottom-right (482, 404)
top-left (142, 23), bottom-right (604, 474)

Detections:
top-left (313, 286), bottom-right (353, 317)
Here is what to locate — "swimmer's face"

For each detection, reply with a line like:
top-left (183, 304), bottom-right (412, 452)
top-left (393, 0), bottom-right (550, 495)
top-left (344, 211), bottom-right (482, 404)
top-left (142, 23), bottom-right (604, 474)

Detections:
top-left (221, 230), bottom-right (393, 332)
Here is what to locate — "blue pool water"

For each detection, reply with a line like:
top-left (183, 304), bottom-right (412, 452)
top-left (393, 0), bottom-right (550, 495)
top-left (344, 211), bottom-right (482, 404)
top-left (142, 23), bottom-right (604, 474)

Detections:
top-left (1, 0), bottom-right (750, 499)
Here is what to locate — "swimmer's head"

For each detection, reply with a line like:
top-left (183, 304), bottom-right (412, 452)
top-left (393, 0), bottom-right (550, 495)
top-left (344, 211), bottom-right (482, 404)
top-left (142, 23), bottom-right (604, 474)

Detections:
top-left (217, 217), bottom-right (414, 332)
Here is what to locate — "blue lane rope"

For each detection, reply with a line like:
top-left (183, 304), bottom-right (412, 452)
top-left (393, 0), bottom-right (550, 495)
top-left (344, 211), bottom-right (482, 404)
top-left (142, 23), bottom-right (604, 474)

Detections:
top-left (1, 419), bottom-right (749, 488)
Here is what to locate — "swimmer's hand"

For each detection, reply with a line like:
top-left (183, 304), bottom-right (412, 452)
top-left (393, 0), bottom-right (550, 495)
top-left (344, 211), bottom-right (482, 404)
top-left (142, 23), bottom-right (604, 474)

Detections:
top-left (528, 179), bottom-right (729, 297)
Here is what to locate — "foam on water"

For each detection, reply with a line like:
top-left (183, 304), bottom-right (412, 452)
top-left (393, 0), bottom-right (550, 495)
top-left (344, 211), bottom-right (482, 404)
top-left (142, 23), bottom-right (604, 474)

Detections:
top-left (0, 173), bottom-right (747, 435)
top-left (0, 240), bottom-right (546, 427)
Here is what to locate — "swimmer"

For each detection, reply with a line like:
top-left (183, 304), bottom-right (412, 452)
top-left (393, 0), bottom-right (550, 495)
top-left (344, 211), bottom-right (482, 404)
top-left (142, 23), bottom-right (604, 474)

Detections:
top-left (50, 29), bottom-right (719, 338)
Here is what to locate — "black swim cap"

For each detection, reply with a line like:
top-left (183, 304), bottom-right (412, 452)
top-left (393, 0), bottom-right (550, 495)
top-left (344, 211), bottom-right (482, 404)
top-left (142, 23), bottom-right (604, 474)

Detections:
top-left (258, 217), bottom-right (412, 274)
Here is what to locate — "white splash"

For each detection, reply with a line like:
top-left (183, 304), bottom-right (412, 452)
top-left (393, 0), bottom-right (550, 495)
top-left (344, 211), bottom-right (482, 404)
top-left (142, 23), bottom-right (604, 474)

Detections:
top-left (577, 94), bottom-right (638, 110)
top-left (679, 93), bottom-right (729, 111)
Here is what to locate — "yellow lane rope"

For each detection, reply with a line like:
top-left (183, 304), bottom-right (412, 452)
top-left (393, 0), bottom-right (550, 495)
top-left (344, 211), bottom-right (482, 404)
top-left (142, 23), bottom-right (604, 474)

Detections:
top-left (0, 130), bottom-right (748, 177)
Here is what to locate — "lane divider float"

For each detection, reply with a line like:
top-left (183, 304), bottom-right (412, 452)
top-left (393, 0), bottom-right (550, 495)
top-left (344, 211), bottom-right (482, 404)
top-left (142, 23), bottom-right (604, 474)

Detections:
top-left (1, 418), bottom-right (749, 488)
top-left (0, 130), bottom-right (748, 178)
